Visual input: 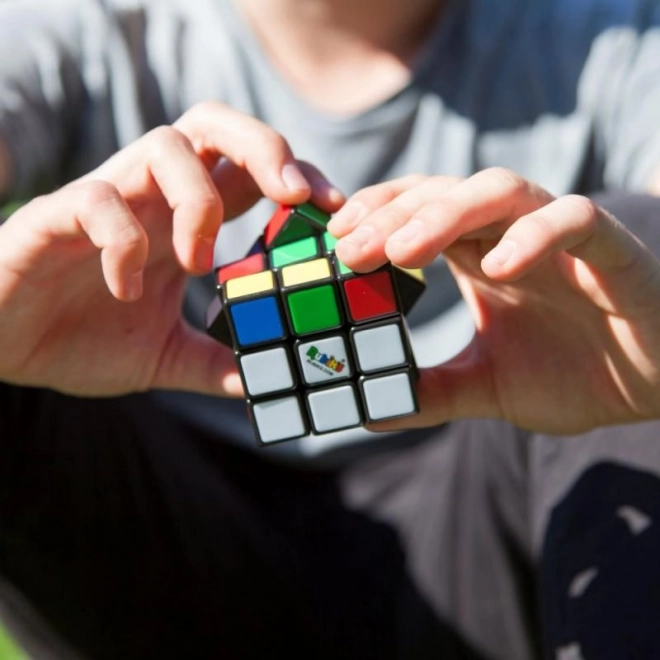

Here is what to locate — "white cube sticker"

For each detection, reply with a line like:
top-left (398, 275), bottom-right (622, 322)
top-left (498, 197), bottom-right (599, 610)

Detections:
top-left (307, 385), bottom-right (361, 433)
top-left (253, 396), bottom-right (306, 443)
top-left (362, 372), bottom-right (415, 420)
top-left (353, 324), bottom-right (406, 372)
top-left (240, 347), bottom-right (294, 396)
top-left (297, 335), bottom-right (352, 385)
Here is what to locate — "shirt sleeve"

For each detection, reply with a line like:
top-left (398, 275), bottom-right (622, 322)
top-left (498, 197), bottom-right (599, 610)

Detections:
top-left (0, 0), bottom-right (116, 201)
top-left (590, 5), bottom-right (660, 191)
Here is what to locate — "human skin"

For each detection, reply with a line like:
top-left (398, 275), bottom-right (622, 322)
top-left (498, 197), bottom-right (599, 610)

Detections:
top-left (235, 0), bottom-right (447, 114)
top-left (0, 102), bottom-right (343, 397)
top-left (329, 170), bottom-right (660, 433)
top-left (1, 115), bottom-right (660, 433)
top-left (0, 0), bottom-right (659, 429)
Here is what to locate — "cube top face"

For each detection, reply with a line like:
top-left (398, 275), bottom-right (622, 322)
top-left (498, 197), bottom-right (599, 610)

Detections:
top-left (281, 257), bottom-right (332, 288)
top-left (207, 202), bottom-right (423, 446)
top-left (225, 270), bottom-right (275, 300)
top-left (322, 232), bottom-right (338, 253)
top-left (396, 266), bottom-right (425, 284)
top-left (269, 236), bottom-right (320, 268)
top-left (263, 203), bottom-right (332, 249)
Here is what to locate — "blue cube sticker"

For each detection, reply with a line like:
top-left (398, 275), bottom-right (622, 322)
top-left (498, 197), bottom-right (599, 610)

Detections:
top-left (230, 296), bottom-right (285, 347)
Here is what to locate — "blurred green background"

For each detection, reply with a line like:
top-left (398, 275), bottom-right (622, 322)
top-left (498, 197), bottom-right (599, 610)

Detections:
top-left (0, 623), bottom-right (27, 660)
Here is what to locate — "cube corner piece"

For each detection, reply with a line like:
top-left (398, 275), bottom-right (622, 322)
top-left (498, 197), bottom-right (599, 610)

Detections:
top-left (263, 204), bottom-right (326, 249)
top-left (205, 295), bottom-right (233, 348)
top-left (392, 266), bottom-right (427, 316)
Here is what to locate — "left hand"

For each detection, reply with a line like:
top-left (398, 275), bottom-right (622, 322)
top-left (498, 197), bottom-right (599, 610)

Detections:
top-left (327, 168), bottom-right (660, 434)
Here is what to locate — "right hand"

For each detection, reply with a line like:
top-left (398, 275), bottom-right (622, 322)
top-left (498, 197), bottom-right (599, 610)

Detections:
top-left (0, 102), bottom-right (343, 397)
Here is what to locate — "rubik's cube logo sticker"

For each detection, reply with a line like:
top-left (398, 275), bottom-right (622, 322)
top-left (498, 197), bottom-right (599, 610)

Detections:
top-left (206, 202), bottom-right (426, 446)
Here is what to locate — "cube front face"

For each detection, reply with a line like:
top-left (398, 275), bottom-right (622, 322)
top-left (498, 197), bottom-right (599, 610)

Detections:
top-left (296, 335), bottom-right (352, 385)
top-left (207, 203), bottom-right (426, 447)
top-left (239, 346), bottom-right (296, 397)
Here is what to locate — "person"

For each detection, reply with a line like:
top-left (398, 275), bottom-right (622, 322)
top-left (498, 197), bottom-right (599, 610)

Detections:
top-left (0, 0), bottom-right (659, 658)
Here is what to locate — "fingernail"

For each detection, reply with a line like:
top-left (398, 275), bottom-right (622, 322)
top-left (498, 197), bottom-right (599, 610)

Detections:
top-left (483, 240), bottom-right (516, 268)
top-left (327, 201), bottom-right (365, 235)
top-left (389, 218), bottom-right (426, 244)
top-left (281, 163), bottom-right (311, 192)
top-left (195, 236), bottom-right (216, 272)
top-left (126, 272), bottom-right (143, 301)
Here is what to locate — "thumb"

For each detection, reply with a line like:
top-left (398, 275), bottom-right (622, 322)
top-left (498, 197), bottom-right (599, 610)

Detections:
top-left (152, 321), bottom-right (244, 397)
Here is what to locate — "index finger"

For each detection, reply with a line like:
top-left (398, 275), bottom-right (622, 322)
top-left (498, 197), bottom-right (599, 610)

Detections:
top-left (174, 101), bottom-right (313, 204)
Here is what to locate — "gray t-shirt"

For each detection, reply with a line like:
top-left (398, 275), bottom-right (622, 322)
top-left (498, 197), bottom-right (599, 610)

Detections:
top-left (1, 0), bottom-right (660, 462)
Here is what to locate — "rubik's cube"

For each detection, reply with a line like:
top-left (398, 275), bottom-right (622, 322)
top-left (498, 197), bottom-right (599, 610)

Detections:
top-left (206, 202), bottom-right (426, 446)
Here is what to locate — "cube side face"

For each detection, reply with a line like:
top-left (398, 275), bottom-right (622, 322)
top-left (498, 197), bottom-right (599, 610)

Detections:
top-left (205, 295), bottom-right (233, 347)
top-left (392, 266), bottom-right (427, 315)
top-left (216, 253), bottom-right (266, 286)
top-left (295, 202), bottom-right (331, 230)
top-left (263, 205), bottom-right (316, 248)
top-left (342, 270), bottom-right (399, 323)
top-left (206, 202), bottom-right (422, 446)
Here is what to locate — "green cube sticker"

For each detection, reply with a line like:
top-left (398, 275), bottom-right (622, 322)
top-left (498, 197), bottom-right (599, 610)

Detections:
top-left (270, 236), bottom-right (319, 268)
top-left (297, 203), bottom-right (331, 229)
top-left (337, 259), bottom-right (352, 275)
top-left (287, 285), bottom-right (341, 334)
top-left (322, 233), bottom-right (352, 274)
top-left (273, 213), bottom-right (316, 247)
top-left (322, 232), bottom-right (338, 252)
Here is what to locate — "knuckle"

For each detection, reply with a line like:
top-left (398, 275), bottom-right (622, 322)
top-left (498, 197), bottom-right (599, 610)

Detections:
top-left (562, 194), bottom-right (599, 231)
top-left (111, 218), bottom-right (148, 252)
top-left (183, 194), bottom-right (222, 222)
top-left (77, 180), bottom-right (122, 211)
top-left (250, 125), bottom-right (288, 155)
top-left (485, 166), bottom-right (528, 196)
top-left (146, 125), bottom-right (190, 157)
